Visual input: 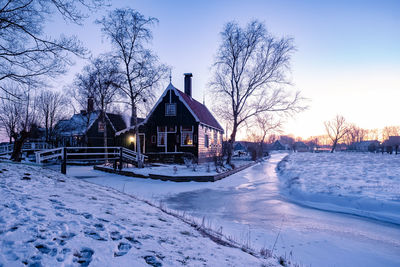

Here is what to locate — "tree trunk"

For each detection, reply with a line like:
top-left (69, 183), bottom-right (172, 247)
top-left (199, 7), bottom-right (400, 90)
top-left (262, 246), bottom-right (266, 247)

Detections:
top-left (226, 124), bottom-right (237, 166)
top-left (11, 131), bottom-right (29, 161)
top-left (131, 104), bottom-right (143, 168)
top-left (45, 117), bottom-right (49, 143)
top-left (102, 110), bottom-right (108, 162)
top-left (331, 140), bottom-right (338, 153)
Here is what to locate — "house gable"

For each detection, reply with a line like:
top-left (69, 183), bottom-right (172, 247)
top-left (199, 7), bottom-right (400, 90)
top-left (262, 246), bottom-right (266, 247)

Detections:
top-left (143, 83), bottom-right (197, 126)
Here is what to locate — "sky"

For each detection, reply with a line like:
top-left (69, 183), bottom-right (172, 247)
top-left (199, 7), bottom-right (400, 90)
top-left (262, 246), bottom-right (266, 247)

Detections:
top-left (45, 0), bottom-right (400, 140)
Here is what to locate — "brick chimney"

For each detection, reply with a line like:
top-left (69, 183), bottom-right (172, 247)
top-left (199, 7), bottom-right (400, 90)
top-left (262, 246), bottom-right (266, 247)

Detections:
top-left (184, 73), bottom-right (192, 97)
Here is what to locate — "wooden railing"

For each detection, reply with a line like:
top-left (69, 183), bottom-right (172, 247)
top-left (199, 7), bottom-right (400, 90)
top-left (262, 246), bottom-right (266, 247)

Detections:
top-left (35, 147), bottom-right (64, 163)
top-left (0, 142), bottom-right (52, 156)
top-left (122, 147), bottom-right (147, 163)
top-left (0, 144), bottom-right (13, 155)
top-left (35, 146), bottom-right (148, 174)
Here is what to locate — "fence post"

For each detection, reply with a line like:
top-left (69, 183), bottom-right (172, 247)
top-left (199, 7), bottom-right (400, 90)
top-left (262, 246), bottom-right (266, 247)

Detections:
top-left (35, 152), bottom-right (40, 164)
top-left (119, 147), bottom-right (123, 170)
top-left (61, 147), bottom-right (67, 174)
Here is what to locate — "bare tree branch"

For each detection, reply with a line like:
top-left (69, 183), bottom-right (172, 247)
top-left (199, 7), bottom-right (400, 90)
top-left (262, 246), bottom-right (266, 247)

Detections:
top-left (324, 115), bottom-right (349, 153)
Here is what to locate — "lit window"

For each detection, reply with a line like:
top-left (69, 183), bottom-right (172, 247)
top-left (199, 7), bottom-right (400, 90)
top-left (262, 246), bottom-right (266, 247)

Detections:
top-left (182, 133), bottom-right (193, 146)
top-left (181, 126), bottom-right (193, 146)
top-left (165, 103), bottom-right (176, 116)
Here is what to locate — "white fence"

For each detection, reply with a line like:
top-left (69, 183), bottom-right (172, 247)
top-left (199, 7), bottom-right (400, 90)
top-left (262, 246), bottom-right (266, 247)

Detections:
top-left (0, 142), bottom-right (52, 156)
top-left (35, 146), bottom-right (147, 165)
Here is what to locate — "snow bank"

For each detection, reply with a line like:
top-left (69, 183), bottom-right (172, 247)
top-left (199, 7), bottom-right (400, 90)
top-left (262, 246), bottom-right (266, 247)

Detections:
top-left (0, 162), bottom-right (278, 266)
top-left (122, 158), bottom-right (254, 177)
top-left (277, 152), bottom-right (400, 225)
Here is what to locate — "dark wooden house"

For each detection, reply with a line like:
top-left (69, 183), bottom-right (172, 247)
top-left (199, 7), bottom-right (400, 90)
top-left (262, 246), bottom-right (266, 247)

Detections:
top-left (117, 73), bottom-right (224, 163)
top-left (55, 110), bottom-right (127, 147)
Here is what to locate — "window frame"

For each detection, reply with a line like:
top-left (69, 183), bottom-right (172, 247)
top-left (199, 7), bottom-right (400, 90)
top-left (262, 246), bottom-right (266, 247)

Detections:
top-left (204, 134), bottom-right (209, 148)
top-left (165, 103), bottom-right (177, 116)
top-left (180, 125), bottom-right (194, 147)
top-left (157, 126), bottom-right (167, 147)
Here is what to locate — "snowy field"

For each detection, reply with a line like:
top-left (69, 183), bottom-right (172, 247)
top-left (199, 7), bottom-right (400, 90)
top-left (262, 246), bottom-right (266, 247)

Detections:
top-left (0, 162), bottom-right (279, 266)
top-left (277, 152), bottom-right (400, 224)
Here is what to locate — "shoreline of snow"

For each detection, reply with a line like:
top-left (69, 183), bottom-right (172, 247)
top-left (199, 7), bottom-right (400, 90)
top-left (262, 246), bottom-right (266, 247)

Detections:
top-left (277, 153), bottom-right (400, 225)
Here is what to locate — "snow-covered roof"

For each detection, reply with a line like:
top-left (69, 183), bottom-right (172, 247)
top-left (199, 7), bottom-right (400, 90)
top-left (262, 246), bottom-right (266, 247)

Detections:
top-left (56, 111), bottom-right (127, 136)
top-left (56, 111), bottom-right (100, 136)
top-left (115, 118), bottom-right (145, 136)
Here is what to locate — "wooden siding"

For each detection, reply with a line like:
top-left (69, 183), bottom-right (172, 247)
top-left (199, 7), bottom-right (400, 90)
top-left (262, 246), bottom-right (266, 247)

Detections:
top-left (198, 123), bottom-right (223, 162)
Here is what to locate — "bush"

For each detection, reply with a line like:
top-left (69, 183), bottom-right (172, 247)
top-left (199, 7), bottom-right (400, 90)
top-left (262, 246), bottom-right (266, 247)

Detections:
top-left (183, 152), bottom-right (195, 168)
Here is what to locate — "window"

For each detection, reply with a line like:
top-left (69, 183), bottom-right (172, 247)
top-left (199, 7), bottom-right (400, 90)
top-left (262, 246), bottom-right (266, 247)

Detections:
top-left (157, 126), bottom-right (166, 147)
top-left (151, 135), bottom-right (156, 143)
top-left (157, 132), bottom-right (166, 146)
top-left (98, 122), bottom-right (105, 133)
top-left (214, 130), bottom-right (218, 145)
top-left (204, 134), bottom-right (209, 148)
top-left (181, 126), bottom-right (193, 146)
top-left (165, 103), bottom-right (176, 116)
top-left (182, 133), bottom-right (193, 146)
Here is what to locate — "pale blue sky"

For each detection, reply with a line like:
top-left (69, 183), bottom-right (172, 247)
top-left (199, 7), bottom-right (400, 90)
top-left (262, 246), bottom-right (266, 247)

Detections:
top-left (47, 0), bottom-right (400, 139)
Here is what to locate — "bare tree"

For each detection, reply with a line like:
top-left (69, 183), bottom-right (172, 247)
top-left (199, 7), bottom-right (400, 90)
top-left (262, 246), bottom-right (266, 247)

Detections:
top-left (0, 0), bottom-right (106, 93)
top-left (96, 8), bottom-right (168, 167)
top-left (0, 85), bottom-right (39, 161)
top-left (0, 85), bottom-right (23, 143)
top-left (248, 114), bottom-right (281, 157)
top-left (75, 55), bottom-right (121, 149)
top-left (324, 115), bottom-right (349, 153)
top-left (345, 123), bottom-right (368, 146)
top-left (266, 134), bottom-right (278, 145)
top-left (210, 20), bottom-right (305, 165)
top-left (36, 90), bottom-right (68, 143)
top-left (382, 126), bottom-right (400, 141)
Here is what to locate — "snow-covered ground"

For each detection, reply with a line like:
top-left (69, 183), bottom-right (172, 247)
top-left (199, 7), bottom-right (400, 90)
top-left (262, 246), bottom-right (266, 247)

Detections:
top-left (0, 162), bottom-right (279, 266)
top-left (277, 152), bottom-right (400, 224)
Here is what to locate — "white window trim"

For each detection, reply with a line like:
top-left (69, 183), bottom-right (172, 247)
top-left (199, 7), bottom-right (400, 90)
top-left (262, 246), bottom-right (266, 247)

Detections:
top-left (157, 126), bottom-right (167, 147)
top-left (180, 126), bottom-right (194, 147)
top-left (165, 103), bottom-right (177, 116)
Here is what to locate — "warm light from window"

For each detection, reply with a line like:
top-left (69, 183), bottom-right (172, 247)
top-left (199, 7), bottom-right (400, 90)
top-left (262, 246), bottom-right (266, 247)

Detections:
top-left (129, 136), bottom-right (135, 143)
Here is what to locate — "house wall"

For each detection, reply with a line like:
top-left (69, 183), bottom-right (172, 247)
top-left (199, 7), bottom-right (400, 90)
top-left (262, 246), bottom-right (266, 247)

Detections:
top-left (198, 124), bottom-right (223, 162)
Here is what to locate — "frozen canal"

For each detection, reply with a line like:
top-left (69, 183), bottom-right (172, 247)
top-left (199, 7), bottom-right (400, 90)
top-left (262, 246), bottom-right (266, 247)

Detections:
top-left (63, 154), bottom-right (400, 266)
